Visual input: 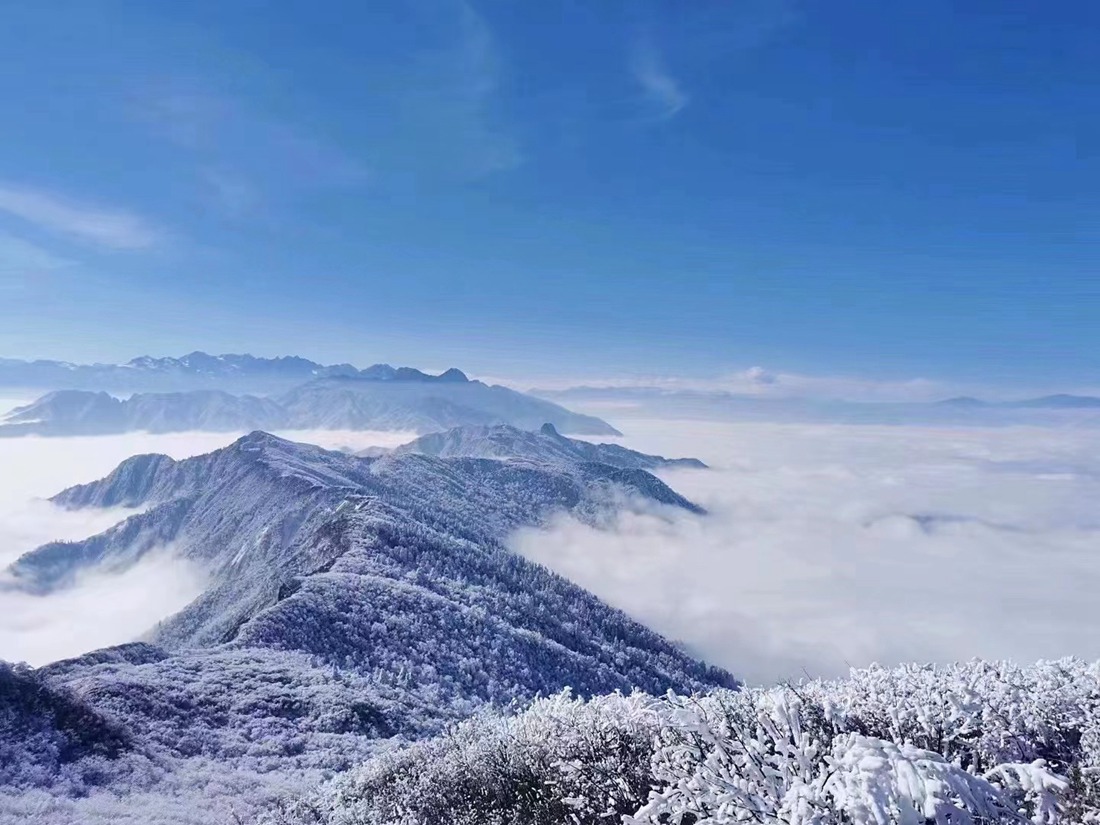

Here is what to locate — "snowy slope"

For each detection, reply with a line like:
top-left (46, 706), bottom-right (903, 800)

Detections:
top-left (277, 377), bottom-right (619, 435)
top-left (0, 659), bottom-right (131, 788)
top-left (1, 390), bottom-right (126, 434)
top-left (7, 430), bottom-right (1098, 823)
top-left (1, 389), bottom-right (287, 436)
top-left (392, 422), bottom-right (707, 469)
top-left (12, 433), bottom-right (701, 658)
top-left (0, 432), bottom-right (734, 821)
top-left (2, 432), bottom-right (731, 773)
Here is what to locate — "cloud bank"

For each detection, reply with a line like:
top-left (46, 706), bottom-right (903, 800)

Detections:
top-left (6, 417), bottom-right (1090, 684)
top-left (512, 419), bottom-right (1100, 684)
top-left (0, 428), bottom-right (415, 666)
top-left (0, 552), bottom-right (207, 666)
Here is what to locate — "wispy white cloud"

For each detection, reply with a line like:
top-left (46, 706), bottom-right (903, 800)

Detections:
top-left (0, 432), bottom-right (225, 665)
top-left (0, 231), bottom-right (73, 277)
top-left (626, 1), bottom-right (801, 123)
top-left (139, 87), bottom-right (368, 215)
top-left (0, 184), bottom-right (161, 249)
top-left (375, 0), bottom-right (521, 180)
top-left (630, 39), bottom-right (689, 120)
top-left (133, 1), bottom-right (516, 196)
top-left (199, 167), bottom-right (261, 217)
top-left (446, 1), bottom-right (524, 174)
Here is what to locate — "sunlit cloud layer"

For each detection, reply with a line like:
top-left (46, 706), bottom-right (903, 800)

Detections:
top-left (4, 418), bottom-right (1096, 680)
top-left (513, 419), bottom-right (1100, 684)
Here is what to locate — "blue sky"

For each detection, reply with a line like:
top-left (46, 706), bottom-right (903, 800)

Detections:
top-left (0, 0), bottom-right (1095, 392)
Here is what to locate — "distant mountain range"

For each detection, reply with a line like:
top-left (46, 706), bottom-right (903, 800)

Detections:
top-left (936, 394), bottom-right (1100, 409)
top-left (0, 373), bottom-right (619, 437)
top-left (2, 431), bottom-right (732, 821)
top-left (0, 389), bottom-right (287, 435)
top-left (534, 385), bottom-right (1100, 426)
top-left (0, 351), bottom-right (483, 393)
top-left (388, 422), bottom-right (706, 470)
top-left (275, 376), bottom-right (617, 434)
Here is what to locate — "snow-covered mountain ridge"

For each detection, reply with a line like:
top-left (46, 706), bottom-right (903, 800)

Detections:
top-left (388, 422), bottom-right (706, 470)
top-left (0, 352), bottom-right (466, 393)
top-left (0, 430), bottom-right (731, 822)
top-left (0, 375), bottom-right (619, 437)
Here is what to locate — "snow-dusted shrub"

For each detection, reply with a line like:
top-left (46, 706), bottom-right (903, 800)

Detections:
top-left (986, 761), bottom-right (1069, 825)
top-left (270, 659), bottom-right (1100, 825)
top-left (16, 656), bottom-right (1093, 824)
top-left (632, 689), bottom-right (1025, 824)
top-left (805, 658), bottom-right (1100, 821)
top-left (804, 660), bottom-right (1100, 775)
top-left (264, 690), bottom-right (662, 825)
top-left (634, 659), bottom-right (1100, 825)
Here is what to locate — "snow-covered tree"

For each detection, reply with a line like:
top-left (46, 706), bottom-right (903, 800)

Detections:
top-left (268, 660), bottom-right (1100, 825)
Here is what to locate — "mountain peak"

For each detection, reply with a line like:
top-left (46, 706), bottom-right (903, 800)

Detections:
top-left (936, 396), bottom-right (988, 408)
top-left (438, 368), bottom-right (469, 383)
top-left (360, 363), bottom-right (397, 380)
top-left (234, 430), bottom-right (293, 449)
top-left (540, 422), bottom-right (562, 437)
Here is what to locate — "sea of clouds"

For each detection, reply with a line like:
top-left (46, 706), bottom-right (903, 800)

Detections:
top-left (3, 409), bottom-right (1098, 684)
top-left (0, 426), bottom-right (415, 666)
top-left (512, 419), bottom-right (1100, 684)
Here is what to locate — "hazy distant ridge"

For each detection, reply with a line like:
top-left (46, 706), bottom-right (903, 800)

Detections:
top-left (535, 384), bottom-right (1100, 425)
top-left (0, 362), bottom-right (620, 436)
top-left (391, 422), bottom-right (706, 470)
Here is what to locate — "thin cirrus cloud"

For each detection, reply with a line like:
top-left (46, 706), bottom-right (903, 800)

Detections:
top-left (137, 86), bottom-right (369, 216)
top-left (630, 40), bottom-right (689, 120)
top-left (199, 167), bottom-right (262, 218)
top-left (328, 0), bottom-right (521, 183)
top-left (0, 231), bottom-right (74, 278)
top-left (426, 0), bottom-right (523, 177)
top-left (0, 183), bottom-right (162, 250)
top-left (146, 89), bottom-right (370, 187)
top-left (130, 1), bottom-right (517, 198)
